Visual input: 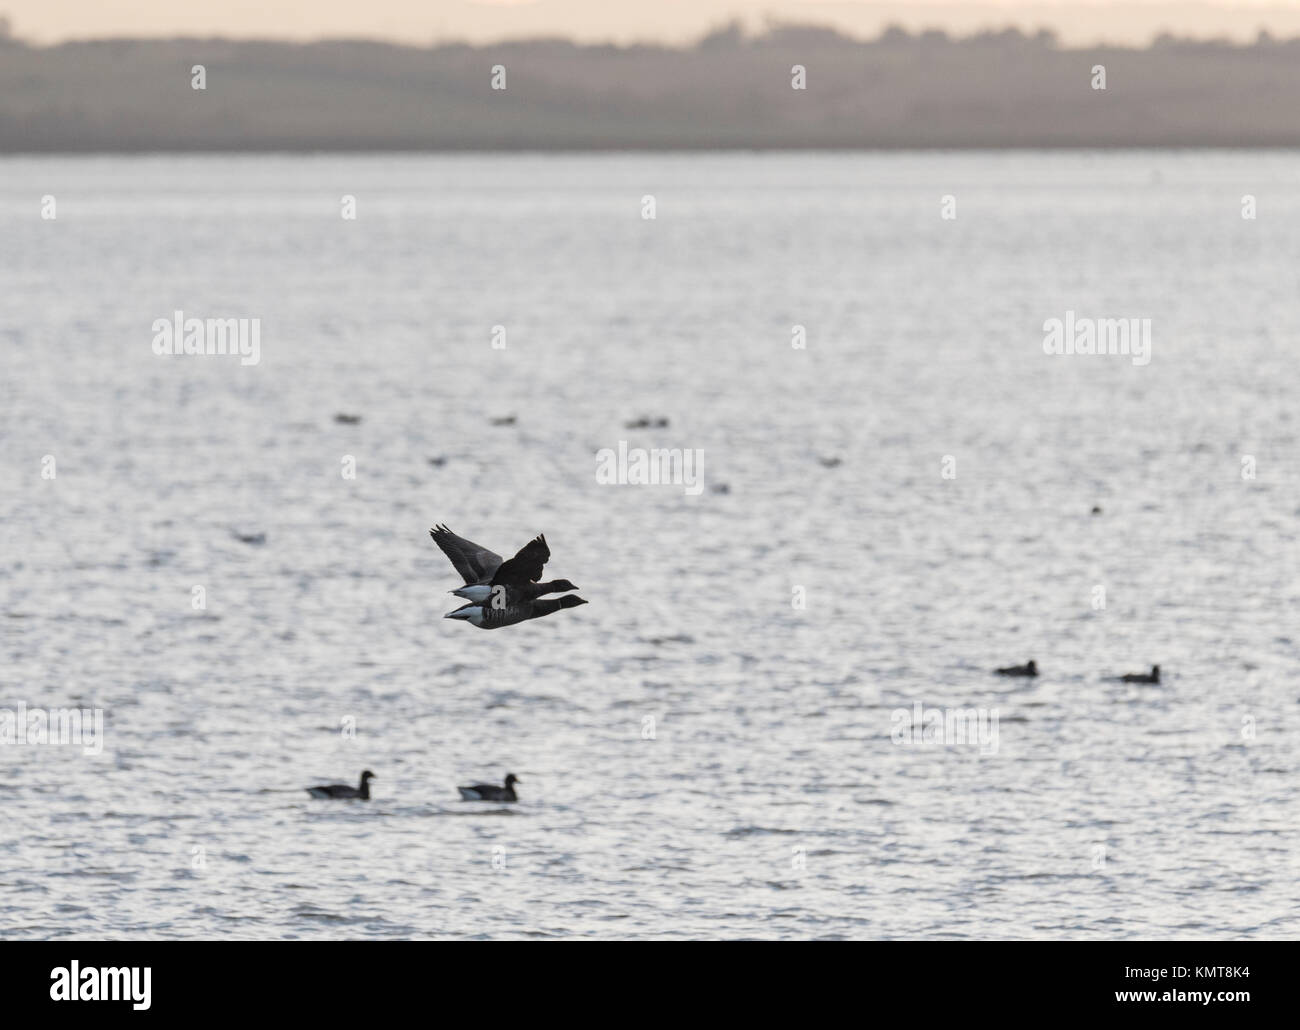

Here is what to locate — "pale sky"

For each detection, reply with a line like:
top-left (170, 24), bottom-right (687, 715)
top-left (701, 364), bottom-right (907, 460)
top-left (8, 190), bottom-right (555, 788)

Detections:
top-left (5, 1), bottom-right (1300, 46)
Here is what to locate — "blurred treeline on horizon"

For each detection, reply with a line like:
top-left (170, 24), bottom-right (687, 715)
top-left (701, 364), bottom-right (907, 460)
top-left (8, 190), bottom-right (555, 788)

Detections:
top-left (2, 20), bottom-right (1298, 150)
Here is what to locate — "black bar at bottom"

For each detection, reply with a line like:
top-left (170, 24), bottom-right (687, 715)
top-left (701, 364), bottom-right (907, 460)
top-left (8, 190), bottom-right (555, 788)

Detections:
top-left (0, 942), bottom-right (1279, 1018)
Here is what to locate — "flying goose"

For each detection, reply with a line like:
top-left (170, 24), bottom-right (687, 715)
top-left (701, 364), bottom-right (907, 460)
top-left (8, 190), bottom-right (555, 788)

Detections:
top-left (995, 660), bottom-right (1038, 677)
top-left (1119, 665), bottom-right (1160, 684)
top-left (467, 577), bottom-right (581, 606)
top-left (458, 774), bottom-right (520, 802)
top-left (444, 593), bottom-right (587, 630)
top-left (306, 770), bottom-right (375, 800)
top-left (429, 524), bottom-right (577, 603)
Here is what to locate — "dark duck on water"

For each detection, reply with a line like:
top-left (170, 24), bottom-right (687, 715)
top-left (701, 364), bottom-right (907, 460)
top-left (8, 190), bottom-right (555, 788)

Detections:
top-left (457, 774), bottom-right (520, 802)
top-left (306, 770), bottom-right (375, 800)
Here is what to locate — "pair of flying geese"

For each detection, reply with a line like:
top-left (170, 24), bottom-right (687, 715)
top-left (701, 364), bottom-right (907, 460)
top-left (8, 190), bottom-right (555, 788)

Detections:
top-left (430, 524), bottom-right (586, 629)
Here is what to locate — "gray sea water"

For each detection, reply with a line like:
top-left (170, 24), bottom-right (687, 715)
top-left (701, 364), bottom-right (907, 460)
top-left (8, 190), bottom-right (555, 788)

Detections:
top-left (1, 152), bottom-right (1298, 940)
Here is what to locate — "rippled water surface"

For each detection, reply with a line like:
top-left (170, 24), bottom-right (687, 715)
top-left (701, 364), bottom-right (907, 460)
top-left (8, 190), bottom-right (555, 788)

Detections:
top-left (1, 152), bottom-right (1298, 939)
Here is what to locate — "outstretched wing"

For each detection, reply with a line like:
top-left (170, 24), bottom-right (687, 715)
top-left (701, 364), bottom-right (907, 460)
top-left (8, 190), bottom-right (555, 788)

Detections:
top-left (429, 524), bottom-right (504, 584)
top-left (490, 533), bottom-right (549, 585)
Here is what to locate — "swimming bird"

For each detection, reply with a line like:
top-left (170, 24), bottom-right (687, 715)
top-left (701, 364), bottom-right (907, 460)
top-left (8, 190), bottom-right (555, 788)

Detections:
top-left (306, 770), bottom-right (375, 800)
top-left (995, 660), bottom-right (1038, 677)
top-left (1120, 665), bottom-right (1160, 684)
top-left (458, 774), bottom-right (520, 802)
top-left (430, 524), bottom-right (576, 603)
top-left (444, 594), bottom-right (587, 629)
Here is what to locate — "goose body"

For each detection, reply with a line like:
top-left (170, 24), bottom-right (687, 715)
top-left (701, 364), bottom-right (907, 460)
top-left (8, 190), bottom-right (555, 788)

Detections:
top-left (995, 660), bottom-right (1038, 677)
top-left (1120, 665), bottom-right (1160, 684)
top-left (458, 774), bottom-right (520, 802)
top-left (451, 579), bottom-right (578, 605)
top-left (445, 593), bottom-right (587, 630)
top-left (306, 770), bottom-right (375, 800)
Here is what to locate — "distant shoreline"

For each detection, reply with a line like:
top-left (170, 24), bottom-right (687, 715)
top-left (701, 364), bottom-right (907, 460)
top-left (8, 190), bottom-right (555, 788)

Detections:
top-left (5, 27), bottom-right (1300, 150)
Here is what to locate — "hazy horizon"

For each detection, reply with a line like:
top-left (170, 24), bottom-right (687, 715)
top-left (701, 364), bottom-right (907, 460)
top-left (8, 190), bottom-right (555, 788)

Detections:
top-left (4, 23), bottom-right (1300, 151)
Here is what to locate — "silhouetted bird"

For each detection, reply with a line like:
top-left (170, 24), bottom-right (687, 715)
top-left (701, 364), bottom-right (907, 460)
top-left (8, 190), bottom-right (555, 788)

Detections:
top-left (430, 524), bottom-right (577, 603)
top-left (458, 774), bottom-right (520, 802)
top-left (445, 594), bottom-right (587, 629)
top-left (306, 770), bottom-right (375, 800)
